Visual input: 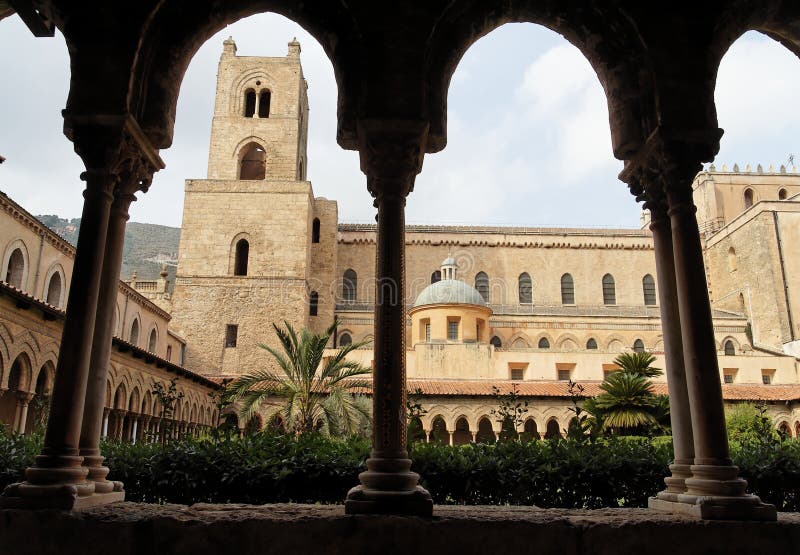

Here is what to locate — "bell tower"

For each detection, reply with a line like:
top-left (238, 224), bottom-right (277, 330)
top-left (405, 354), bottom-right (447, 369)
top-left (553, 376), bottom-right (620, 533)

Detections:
top-left (207, 37), bottom-right (309, 181)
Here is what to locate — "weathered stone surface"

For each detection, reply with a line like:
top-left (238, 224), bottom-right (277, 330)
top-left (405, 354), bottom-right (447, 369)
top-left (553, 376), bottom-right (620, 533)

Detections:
top-left (1, 503), bottom-right (800, 555)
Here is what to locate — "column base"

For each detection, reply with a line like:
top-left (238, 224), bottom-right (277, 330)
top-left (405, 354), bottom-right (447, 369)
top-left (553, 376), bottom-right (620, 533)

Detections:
top-left (344, 485), bottom-right (433, 516)
top-left (648, 495), bottom-right (776, 521)
top-left (0, 487), bottom-right (124, 511)
top-left (659, 462), bottom-right (693, 498)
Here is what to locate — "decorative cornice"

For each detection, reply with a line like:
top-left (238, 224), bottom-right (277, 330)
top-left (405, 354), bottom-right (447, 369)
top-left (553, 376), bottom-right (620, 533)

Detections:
top-left (0, 192), bottom-right (76, 257)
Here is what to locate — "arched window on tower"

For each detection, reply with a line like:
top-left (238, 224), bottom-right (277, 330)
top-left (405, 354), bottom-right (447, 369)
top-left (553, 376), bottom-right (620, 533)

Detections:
top-left (744, 188), bottom-right (754, 209)
top-left (239, 143), bottom-right (266, 180)
top-left (258, 90), bottom-right (271, 118)
top-left (642, 274), bottom-right (656, 306)
top-left (518, 272), bottom-right (532, 304)
top-left (312, 218), bottom-right (320, 244)
top-left (602, 274), bottom-right (616, 305)
top-left (724, 340), bottom-right (735, 356)
top-left (475, 272), bottom-right (489, 302)
top-left (309, 291), bottom-right (319, 316)
top-left (129, 319), bottom-right (140, 346)
top-left (234, 239), bottom-right (249, 276)
top-left (45, 271), bottom-right (62, 307)
top-left (343, 269), bottom-right (357, 301)
top-left (244, 89), bottom-right (256, 117)
top-left (5, 248), bottom-right (25, 288)
top-left (779, 188), bottom-right (788, 200)
top-left (633, 339), bottom-right (645, 353)
top-left (560, 273), bottom-right (575, 305)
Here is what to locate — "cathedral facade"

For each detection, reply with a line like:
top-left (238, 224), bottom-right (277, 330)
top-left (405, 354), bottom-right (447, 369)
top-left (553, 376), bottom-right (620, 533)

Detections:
top-left (166, 39), bottom-right (800, 440)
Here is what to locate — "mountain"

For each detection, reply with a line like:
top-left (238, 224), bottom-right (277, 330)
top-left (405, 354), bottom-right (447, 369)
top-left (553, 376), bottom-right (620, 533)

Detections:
top-left (36, 215), bottom-right (181, 288)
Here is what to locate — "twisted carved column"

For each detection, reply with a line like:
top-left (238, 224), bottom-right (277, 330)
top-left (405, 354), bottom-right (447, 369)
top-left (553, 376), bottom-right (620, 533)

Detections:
top-left (345, 120), bottom-right (433, 516)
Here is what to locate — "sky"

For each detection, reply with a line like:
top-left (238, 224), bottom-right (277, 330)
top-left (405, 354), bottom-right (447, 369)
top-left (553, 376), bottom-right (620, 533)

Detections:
top-left (0, 14), bottom-right (798, 229)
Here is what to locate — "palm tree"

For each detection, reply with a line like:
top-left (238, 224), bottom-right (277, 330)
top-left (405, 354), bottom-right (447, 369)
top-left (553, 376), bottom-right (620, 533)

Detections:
top-left (611, 351), bottom-right (662, 378)
top-left (225, 320), bottom-right (372, 436)
top-left (589, 372), bottom-right (658, 431)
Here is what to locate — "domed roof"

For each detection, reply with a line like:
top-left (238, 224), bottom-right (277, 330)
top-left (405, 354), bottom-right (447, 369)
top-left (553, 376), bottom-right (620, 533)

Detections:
top-left (413, 279), bottom-right (487, 308)
top-left (441, 256), bottom-right (456, 266)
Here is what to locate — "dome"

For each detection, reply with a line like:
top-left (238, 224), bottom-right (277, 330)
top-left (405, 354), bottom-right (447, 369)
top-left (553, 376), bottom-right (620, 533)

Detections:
top-left (441, 256), bottom-right (456, 266)
top-left (413, 279), bottom-right (487, 308)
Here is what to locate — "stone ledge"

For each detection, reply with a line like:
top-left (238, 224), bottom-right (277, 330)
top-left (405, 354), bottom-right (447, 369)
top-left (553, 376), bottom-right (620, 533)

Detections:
top-left (1, 503), bottom-right (799, 555)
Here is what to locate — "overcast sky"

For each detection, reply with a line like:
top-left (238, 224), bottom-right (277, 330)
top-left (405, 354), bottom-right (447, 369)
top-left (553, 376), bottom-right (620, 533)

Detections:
top-left (1, 14), bottom-right (798, 228)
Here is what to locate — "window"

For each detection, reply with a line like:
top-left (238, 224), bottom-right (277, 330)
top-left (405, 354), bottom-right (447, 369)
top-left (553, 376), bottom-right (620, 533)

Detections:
top-left (339, 333), bottom-right (352, 346)
top-left (239, 142), bottom-right (266, 180)
top-left (642, 274), bottom-right (656, 306)
top-left (724, 374), bottom-right (734, 384)
top-left (744, 188), bottom-right (754, 209)
top-left (557, 369), bottom-right (571, 381)
top-left (129, 319), bottom-right (140, 346)
top-left (724, 340), bottom-right (735, 356)
top-left (244, 89), bottom-right (256, 117)
top-left (762, 374), bottom-right (771, 385)
top-left (475, 272), bottom-right (489, 302)
top-left (779, 188), bottom-right (788, 200)
top-left (225, 324), bottom-right (238, 348)
top-left (309, 291), bottom-right (319, 316)
top-left (258, 90), bottom-right (271, 118)
top-left (45, 271), bottom-right (62, 307)
top-left (518, 272), bottom-right (532, 304)
top-left (5, 248), bottom-right (24, 288)
top-left (166, 345), bottom-right (172, 362)
top-left (602, 274), bottom-right (616, 305)
top-left (511, 368), bottom-right (524, 381)
top-left (728, 247), bottom-right (737, 272)
top-left (425, 323), bottom-right (431, 342)
top-left (312, 218), bottom-right (320, 243)
top-left (234, 239), bottom-right (249, 276)
top-left (430, 270), bottom-right (441, 284)
top-left (148, 328), bottom-right (157, 353)
top-left (490, 336), bottom-right (502, 348)
top-left (586, 338), bottom-right (597, 350)
top-left (538, 337), bottom-right (550, 349)
top-left (447, 319), bottom-right (459, 341)
top-left (633, 339), bottom-right (645, 353)
top-left (560, 273), bottom-right (574, 305)
top-left (342, 269), bottom-right (357, 301)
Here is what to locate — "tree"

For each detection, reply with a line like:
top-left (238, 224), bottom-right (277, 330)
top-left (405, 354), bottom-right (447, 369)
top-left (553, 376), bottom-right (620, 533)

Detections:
top-left (406, 387), bottom-right (428, 448)
top-left (151, 377), bottom-right (184, 444)
top-left (490, 383), bottom-right (529, 442)
top-left (226, 320), bottom-right (372, 436)
top-left (611, 351), bottom-right (662, 378)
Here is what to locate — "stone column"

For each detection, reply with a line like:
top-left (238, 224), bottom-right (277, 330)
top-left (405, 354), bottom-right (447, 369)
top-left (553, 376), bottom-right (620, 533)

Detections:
top-left (15, 393), bottom-right (34, 434)
top-left (448, 431), bottom-right (454, 447)
top-left (113, 410), bottom-right (127, 441)
top-left (79, 149), bottom-right (157, 499)
top-left (663, 149), bottom-right (775, 520)
top-left (130, 418), bottom-right (139, 444)
top-left (345, 120), bottom-right (432, 516)
top-left (101, 409), bottom-right (110, 438)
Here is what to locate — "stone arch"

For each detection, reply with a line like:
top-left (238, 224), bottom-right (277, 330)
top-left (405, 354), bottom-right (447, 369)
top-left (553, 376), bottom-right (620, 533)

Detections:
top-left (342, 268), bottom-right (357, 301)
top-left (4, 342), bottom-right (36, 391)
top-left (544, 417), bottom-right (562, 439)
top-left (721, 336), bottom-right (740, 355)
top-left (605, 334), bottom-right (626, 353)
top-left (556, 333), bottom-right (580, 352)
top-left (778, 421), bottom-right (791, 438)
top-left (128, 315), bottom-right (141, 346)
top-left (490, 335), bottom-right (503, 349)
top-left (237, 141), bottom-right (267, 180)
top-left (337, 329), bottom-right (354, 347)
top-left (428, 415), bottom-right (449, 444)
top-left (229, 232), bottom-right (252, 276)
top-left (31, 360), bottom-right (55, 396)
top-left (2, 239), bottom-right (30, 291)
top-left (475, 416), bottom-right (496, 443)
top-left (113, 383), bottom-right (128, 410)
top-left (128, 387), bottom-right (141, 414)
top-left (453, 416), bottom-right (471, 446)
top-left (508, 332), bottom-right (531, 349)
top-left (141, 390), bottom-right (153, 416)
top-left (521, 418), bottom-right (540, 441)
top-left (147, 325), bottom-right (159, 353)
top-left (42, 263), bottom-right (66, 308)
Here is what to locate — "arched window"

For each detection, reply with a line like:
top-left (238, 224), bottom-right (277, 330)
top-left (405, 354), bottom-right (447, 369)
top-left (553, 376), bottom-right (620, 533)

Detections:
top-left (490, 336), bottom-right (502, 349)
top-left (642, 274), bottom-right (656, 306)
top-left (602, 274), bottom-right (616, 305)
top-left (538, 337), bottom-right (550, 349)
top-left (312, 218), bottom-right (320, 243)
top-left (560, 273), bottom-right (574, 305)
top-left (779, 188), bottom-right (788, 200)
top-left (476, 417), bottom-right (496, 443)
top-left (521, 419), bottom-right (539, 441)
top-left (231, 239), bottom-right (249, 276)
top-left (518, 272), bottom-right (532, 304)
top-left (5, 248), bottom-right (25, 288)
top-left (258, 90), bottom-right (271, 118)
top-left (744, 188), bottom-right (754, 209)
top-left (728, 247), bottom-right (738, 272)
top-left (724, 340), bottom-right (735, 356)
top-left (633, 339), bottom-right (645, 353)
top-left (342, 269), bottom-right (357, 301)
top-left (243, 89), bottom-right (256, 117)
top-left (148, 328), bottom-right (158, 353)
top-left (339, 333), bottom-right (352, 346)
top-left (129, 319), bottom-right (140, 346)
top-left (45, 271), bottom-right (62, 307)
top-left (239, 142), bottom-right (266, 180)
top-left (166, 345), bottom-right (172, 361)
top-left (430, 270), bottom-right (441, 284)
top-left (475, 271), bottom-right (489, 302)
top-left (586, 338), bottom-right (598, 350)
top-left (309, 291), bottom-right (318, 316)
top-left (544, 419), bottom-right (561, 440)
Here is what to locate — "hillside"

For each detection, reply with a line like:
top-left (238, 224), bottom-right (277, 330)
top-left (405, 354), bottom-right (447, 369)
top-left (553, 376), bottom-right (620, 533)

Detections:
top-left (36, 215), bottom-right (181, 287)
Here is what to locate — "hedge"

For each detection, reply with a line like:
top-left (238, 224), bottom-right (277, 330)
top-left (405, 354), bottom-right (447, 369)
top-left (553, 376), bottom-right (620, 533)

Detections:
top-left (2, 430), bottom-right (799, 510)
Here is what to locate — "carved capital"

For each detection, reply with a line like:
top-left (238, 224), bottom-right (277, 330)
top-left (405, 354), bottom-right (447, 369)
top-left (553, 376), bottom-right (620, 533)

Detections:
top-left (357, 119), bottom-right (428, 200)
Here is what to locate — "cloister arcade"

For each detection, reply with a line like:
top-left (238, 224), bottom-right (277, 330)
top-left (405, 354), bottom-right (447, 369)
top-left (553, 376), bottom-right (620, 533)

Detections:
top-left (2, 0), bottom-right (800, 526)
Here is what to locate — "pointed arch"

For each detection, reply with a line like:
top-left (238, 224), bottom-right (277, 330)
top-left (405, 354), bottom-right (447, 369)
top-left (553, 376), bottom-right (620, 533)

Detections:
top-left (2, 240), bottom-right (29, 291)
top-left (129, 317), bottom-right (140, 346)
top-left (560, 273), bottom-right (575, 305)
top-left (518, 272), bottom-right (532, 304)
top-left (238, 142), bottom-right (266, 180)
top-left (474, 271), bottom-right (489, 302)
